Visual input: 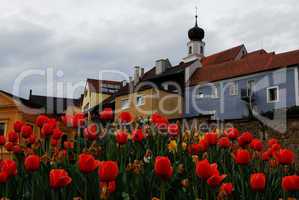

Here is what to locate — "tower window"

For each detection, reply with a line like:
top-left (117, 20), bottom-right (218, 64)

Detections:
top-left (200, 46), bottom-right (204, 54)
top-left (189, 46), bottom-right (192, 54)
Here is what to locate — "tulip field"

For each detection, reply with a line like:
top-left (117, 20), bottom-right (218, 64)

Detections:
top-left (0, 111), bottom-right (298, 200)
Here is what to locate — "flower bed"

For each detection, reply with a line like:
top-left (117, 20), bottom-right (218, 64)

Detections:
top-left (0, 112), bottom-right (298, 200)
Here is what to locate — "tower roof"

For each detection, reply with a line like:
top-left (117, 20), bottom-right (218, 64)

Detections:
top-left (188, 14), bottom-right (204, 41)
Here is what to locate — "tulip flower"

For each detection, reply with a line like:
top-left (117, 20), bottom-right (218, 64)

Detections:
top-left (250, 139), bottom-right (263, 151)
top-left (24, 155), bottom-right (41, 172)
top-left (0, 135), bottom-right (6, 145)
top-left (52, 128), bottom-right (63, 140)
top-left (204, 132), bottom-right (218, 145)
top-left (0, 171), bottom-right (9, 183)
top-left (220, 183), bottom-right (234, 195)
top-left (132, 129), bottom-right (144, 143)
top-left (49, 169), bottom-right (72, 188)
top-left (20, 125), bottom-right (33, 139)
top-left (84, 124), bottom-right (98, 141)
top-left (218, 137), bottom-right (231, 148)
top-left (237, 132), bottom-right (253, 146)
top-left (13, 120), bottom-right (24, 133)
top-left (167, 123), bottom-right (179, 137)
top-left (250, 173), bottom-right (266, 191)
top-left (282, 175), bottom-right (299, 191)
top-left (0, 159), bottom-right (17, 177)
top-left (73, 112), bottom-right (85, 128)
top-left (77, 153), bottom-right (97, 173)
top-left (99, 108), bottom-right (113, 120)
top-left (35, 115), bottom-right (49, 128)
top-left (4, 142), bottom-right (14, 151)
top-left (234, 149), bottom-right (251, 165)
top-left (98, 161), bottom-right (119, 182)
top-left (115, 131), bottom-right (128, 145)
top-left (8, 131), bottom-right (18, 143)
top-left (154, 156), bottom-right (173, 180)
top-left (267, 138), bottom-right (279, 147)
top-left (119, 112), bottom-right (133, 123)
top-left (274, 149), bottom-right (294, 165)
top-left (195, 159), bottom-right (218, 180)
top-left (224, 127), bottom-right (239, 140)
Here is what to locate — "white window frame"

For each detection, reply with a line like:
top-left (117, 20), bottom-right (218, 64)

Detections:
top-left (267, 86), bottom-right (279, 103)
top-left (136, 95), bottom-right (145, 106)
top-left (120, 99), bottom-right (129, 110)
top-left (247, 80), bottom-right (255, 96)
top-left (197, 92), bottom-right (204, 99)
top-left (211, 85), bottom-right (219, 98)
top-left (229, 81), bottom-right (238, 96)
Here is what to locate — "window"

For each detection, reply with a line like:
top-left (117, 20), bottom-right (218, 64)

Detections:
top-left (0, 121), bottom-right (7, 136)
top-left (267, 86), bottom-right (279, 103)
top-left (197, 92), bottom-right (204, 98)
top-left (211, 86), bottom-right (219, 98)
top-left (229, 82), bottom-right (238, 96)
top-left (136, 96), bottom-right (145, 106)
top-left (247, 80), bottom-right (255, 96)
top-left (189, 46), bottom-right (192, 54)
top-left (120, 99), bottom-right (129, 110)
top-left (200, 46), bottom-right (204, 54)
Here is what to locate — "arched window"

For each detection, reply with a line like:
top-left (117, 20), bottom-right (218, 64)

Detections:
top-left (189, 46), bottom-right (192, 54)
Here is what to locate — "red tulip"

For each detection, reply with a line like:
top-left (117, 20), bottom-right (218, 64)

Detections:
top-left (61, 115), bottom-right (74, 127)
top-left (132, 129), bottom-right (144, 143)
top-left (250, 139), bottom-right (263, 151)
top-left (250, 173), bottom-right (266, 191)
top-left (51, 138), bottom-right (58, 147)
top-left (84, 124), bottom-right (98, 140)
top-left (189, 140), bottom-right (208, 155)
top-left (4, 142), bottom-right (14, 151)
top-left (73, 112), bottom-right (85, 128)
top-left (262, 150), bottom-right (271, 161)
top-left (237, 132), bottom-right (253, 146)
top-left (224, 127), bottom-right (239, 139)
top-left (207, 174), bottom-right (227, 188)
top-left (13, 120), bottom-right (24, 133)
top-left (220, 183), bottom-right (234, 195)
top-left (49, 169), bottom-right (72, 188)
top-left (115, 131), bottom-right (128, 145)
top-left (27, 134), bottom-right (36, 144)
top-left (0, 135), bottom-right (6, 145)
top-left (0, 171), bottom-right (9, 183)
top-left (0, 159), bottom-right (17, 177)
top-left (78, 153), bottom-right (97, 173)
top-left (119, 112), bottom-right (133, 123)
top-left (98, 161), bottom-right (119, 182)
top-left (234, 149), bottom-right (251, 165)
top-left (24, 155), bottom-right (41, 172)
top-left (274, 149), bottom-right (294, 165)
top-left (63, 141), bottom-right (74, 149)
top-left (21, 125), bottom-right (33, 139)
top-left (195, 159), bottom-right (218, 180)
top-left (8, 131), bottom-right (18, 143)
top-left (151, 113), bottom-right (168, 127)
top-left (52, 128), bottom-right (63, 140)
top-left (204, 132), bottom-right (218, 145)
top-left (36, 115), bottom-right (49, 128)
top-left (154, 156), bottom-right (173, 180)
top-left (41, 122), bottom-right (55, 137)
top-left (12, 144), bottom-right (22, 154)
top-left (168, 124), bottom-right (179, 137)
top-left (218, 137), bottom-right (231, 148)
top-left (99, 108), bottom-right (113, 120)
top-left (281, 175), bottom-right (299, 191)
top-left (268, 138), bottom-right (279, 147)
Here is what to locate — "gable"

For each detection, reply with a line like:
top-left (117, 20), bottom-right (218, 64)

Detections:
top-left (0, 92), bottom-right (17, 107)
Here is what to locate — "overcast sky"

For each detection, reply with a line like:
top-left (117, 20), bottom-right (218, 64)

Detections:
top-left (1, 0), bottom-right (298, 98)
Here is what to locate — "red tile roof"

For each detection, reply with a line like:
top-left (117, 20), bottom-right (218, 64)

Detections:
top-left (189, 47), bottom-right (299, 86)
top-left (201, 45), bottom-right (244, 66)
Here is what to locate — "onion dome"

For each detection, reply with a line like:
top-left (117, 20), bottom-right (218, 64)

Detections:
top-left (188, 15), bottom-right (204, 41)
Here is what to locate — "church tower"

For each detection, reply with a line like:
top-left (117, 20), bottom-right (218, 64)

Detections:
top-left (182, 13), bottom-right (205, 63)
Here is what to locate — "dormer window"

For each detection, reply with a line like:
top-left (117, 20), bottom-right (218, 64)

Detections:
top-left (189, 46), bottom-right (192, 54)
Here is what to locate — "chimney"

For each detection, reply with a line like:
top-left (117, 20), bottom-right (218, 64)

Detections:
top-left (140, 67), bottom-right (145, 77)
top-left (134, 66), bottom-right (140, 84)
top-left (155, 59), bottom-right (171, 75)
top-left (122, 80), bottom-right (127, 87)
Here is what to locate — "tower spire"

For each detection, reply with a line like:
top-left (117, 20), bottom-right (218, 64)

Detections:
top-left (195, 6), bottom-right (198, 27)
